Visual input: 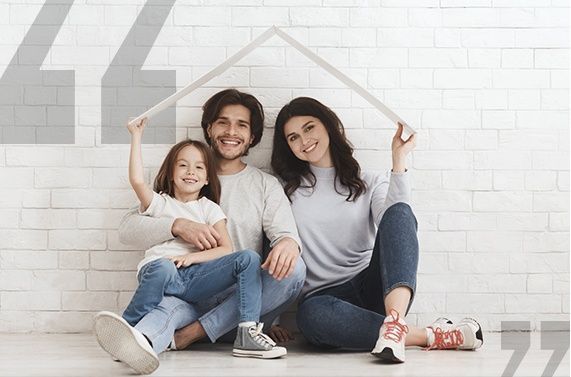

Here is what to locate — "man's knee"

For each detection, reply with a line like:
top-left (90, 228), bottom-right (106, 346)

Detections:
top-left (157, 296), bottom-right (191, 313)
top-left (237, 249), bottom-right (262, 264)
top-left (290, 257), bottom-right (306, 284)
top-left (277, 257), bottom-right (306, 298)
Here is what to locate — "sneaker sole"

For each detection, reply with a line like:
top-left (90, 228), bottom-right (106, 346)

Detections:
top-left (232, 347), bottom-right (287, 359)
top-left (94, 312), bottom-right (159, 374)
top-left (371, 347), bottom-right (405, 363)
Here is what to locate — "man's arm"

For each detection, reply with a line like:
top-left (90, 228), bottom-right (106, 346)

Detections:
top-left (119, 208), bottom-right (222, 250)
top-left (260, 177), bottom-right (302, 280)
top-left (118, 207), bottom-right (176, 250)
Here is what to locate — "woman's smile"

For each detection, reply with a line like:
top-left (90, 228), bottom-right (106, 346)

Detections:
top-left (303, 142), bottom-right (318, 153)
top-left (284, 115), bottom-right (332, 168)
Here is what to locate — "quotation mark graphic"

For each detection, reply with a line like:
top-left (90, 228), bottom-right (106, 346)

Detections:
top-left (1, 0), bottom-right (176, 144)
top-left (101, 0), bottom-right (176, 144)
top-left (502, 321), bottom-right (570, 377)
top-left (0, 0), bottom-right (75, 144)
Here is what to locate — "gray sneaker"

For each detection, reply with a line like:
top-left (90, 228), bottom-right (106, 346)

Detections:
top-left (232, 323), bottom-right (287, 359)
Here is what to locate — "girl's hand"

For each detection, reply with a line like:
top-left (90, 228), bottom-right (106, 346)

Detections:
top-left (127, 117), bottom-right (147, 136)
top-left (391, 122), bottom-right (416, 173)
top-left (169, 254), bottom-right (195, 268)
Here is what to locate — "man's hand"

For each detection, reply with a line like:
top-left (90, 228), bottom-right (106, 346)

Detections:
top-left (267, 325), bottom-right (295, 343)
top-left (261, 237), bottom-right (300, 280)
top-left (172, 218), bottom-right (221, 251)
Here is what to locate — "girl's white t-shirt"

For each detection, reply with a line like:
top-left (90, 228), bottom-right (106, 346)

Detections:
top-left (136, 192), bottom-right (227, 273)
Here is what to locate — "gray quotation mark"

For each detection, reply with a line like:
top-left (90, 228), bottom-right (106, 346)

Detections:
top-left (1, 0), bottom-right (177, 144)
top-left (502, 321), bottom-right (570, 377)
top-left (0, 0), bottom-right (75, 144)
top-left (101, 0), bottom-right (176, 144)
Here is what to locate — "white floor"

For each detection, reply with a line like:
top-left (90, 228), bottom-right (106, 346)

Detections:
top-left (0, 332), bottom-right (568, 377)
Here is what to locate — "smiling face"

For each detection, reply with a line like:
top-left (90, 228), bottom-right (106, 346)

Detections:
top-left (206, 104), bottom-right (254, 162)
top-left (172, 145), bottom-right (208, 202)
top-left (283, 115), bottom-right (332, 168)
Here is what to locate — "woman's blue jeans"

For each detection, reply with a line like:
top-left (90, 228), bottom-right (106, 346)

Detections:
top-left (296, 202), bottom-right (419, 351)
top-left (122, 250), bottom-right (262, 326)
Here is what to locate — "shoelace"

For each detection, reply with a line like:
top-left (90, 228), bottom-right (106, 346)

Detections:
top-left (382, 309), bottom-right (409, 343)
top-left (248, 323), bottom-right (277, 348)
top-left (426, 326), bottom-right (464, 350)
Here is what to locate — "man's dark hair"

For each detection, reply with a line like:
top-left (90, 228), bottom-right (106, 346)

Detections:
top-left (201, 89), bottom-right (265, 151)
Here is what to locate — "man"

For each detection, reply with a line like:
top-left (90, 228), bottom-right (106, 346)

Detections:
top-left (94, 89), bottom-right (306, 374)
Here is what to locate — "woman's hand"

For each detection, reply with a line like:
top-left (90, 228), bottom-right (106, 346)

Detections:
top-left (127, 117), bottom-right (147, 137)
top-left (391, 122), bottom-right (416, 173)
top-left (169, 254), bottom-right (196, 268)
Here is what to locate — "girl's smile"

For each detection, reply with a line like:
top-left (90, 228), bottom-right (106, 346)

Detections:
top-left (173, 145), bottom-right (208, 202)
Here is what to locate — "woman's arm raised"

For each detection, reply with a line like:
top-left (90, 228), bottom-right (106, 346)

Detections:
top-left (391, 123), bottom-right (416, 173)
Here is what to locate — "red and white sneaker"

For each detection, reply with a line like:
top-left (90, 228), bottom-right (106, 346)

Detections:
top-left (371, 309), bottom-right (409, 363)
top-left (426, 317), bottom-right (483, 351)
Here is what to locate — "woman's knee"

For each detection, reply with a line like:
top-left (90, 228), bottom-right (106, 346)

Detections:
top-left (380, 202), bottom-right (416, 227)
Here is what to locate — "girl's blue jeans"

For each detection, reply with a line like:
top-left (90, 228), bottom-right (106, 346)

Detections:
top-left (123, 250), bottom-right (262, 326)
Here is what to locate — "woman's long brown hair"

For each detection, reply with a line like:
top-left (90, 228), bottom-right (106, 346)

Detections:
top-left (271, 97), bottom-right (366, 202)
top-left (154, 139), bottom-right (221, 204)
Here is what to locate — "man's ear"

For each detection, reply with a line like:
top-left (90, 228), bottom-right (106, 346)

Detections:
top-left (249, 134), bottom-right (254, 145)
top-left (207, 124), bottom-right (212, 139)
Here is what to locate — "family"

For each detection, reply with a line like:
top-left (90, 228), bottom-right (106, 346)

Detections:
top-left (93, 89), bottom-right (483, 375)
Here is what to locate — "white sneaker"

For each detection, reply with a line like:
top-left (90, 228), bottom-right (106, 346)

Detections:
top-left (371, 309), bottom-right (409, 363)
top-left (426, 317), bottom-right (483, 350)
top-left (93, 311), bottom-right (159, 374)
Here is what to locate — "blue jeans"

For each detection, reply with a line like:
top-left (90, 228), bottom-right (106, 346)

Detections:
top-left (122, 250), bottom-right (262, 326)
top-left (296, 202), bottom-right (419, 351)
top-left (134, 255), bottom-right (306, 354)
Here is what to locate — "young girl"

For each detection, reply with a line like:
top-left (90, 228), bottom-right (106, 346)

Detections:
top-left (94, 118), bottom-right (286, 374)
top-left (270, 97), bottom-right (483, 363)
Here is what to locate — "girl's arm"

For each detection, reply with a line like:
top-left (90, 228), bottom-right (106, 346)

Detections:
top-left (170, 219), bottom-right (233, 268)
top-left (127, 118), bottom-right (153, 211)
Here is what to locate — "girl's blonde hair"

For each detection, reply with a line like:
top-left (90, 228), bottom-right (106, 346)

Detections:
top-left (154, 139), bottom-right (221, 204)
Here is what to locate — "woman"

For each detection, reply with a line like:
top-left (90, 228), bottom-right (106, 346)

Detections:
top-left (270, 97), bottom-right (483, 363)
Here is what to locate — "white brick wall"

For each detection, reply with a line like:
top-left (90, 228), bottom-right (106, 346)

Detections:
top-left (0, 0), bottom-right (568, 333)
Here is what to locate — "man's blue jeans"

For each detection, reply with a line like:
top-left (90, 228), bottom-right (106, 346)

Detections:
top-left (123, 250), bottom-right (262, 326)
top-left (134, 255), bottom-right (306, 354)
top-left (296, 202), bottom-right (419, 351)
